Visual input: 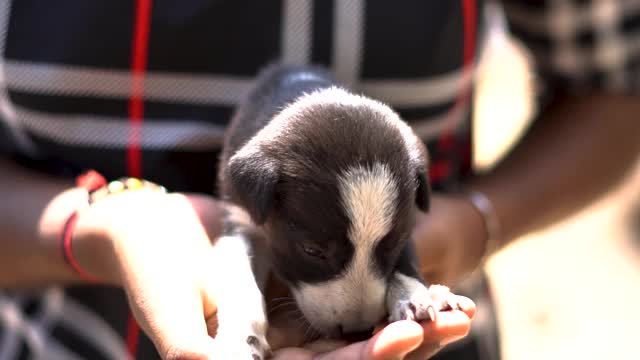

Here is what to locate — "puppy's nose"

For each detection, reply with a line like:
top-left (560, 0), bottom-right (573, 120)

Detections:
top-left (339, 325), bottom-right (375, 342)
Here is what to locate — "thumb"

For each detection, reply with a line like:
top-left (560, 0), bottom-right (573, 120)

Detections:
top-left (366, 320), bottom-right (424, 360)
top-left (124, 279), bottom-right (216, 360)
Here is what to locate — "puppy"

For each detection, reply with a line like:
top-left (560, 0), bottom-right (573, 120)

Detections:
top-left (213, 64), bottom-right (461, 359)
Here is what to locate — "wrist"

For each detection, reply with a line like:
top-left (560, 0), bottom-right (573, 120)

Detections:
top-left (61, 172), bottom-right (168, 285)
top-left (454, 195), bottom-right (492, 275)
top-left (413, 194), bottom-right (489, 285)
top-left (37, 186), bottom-right (95, 283)
top-left (71, 201), bottom-right (121, 285)
top-left (465, 190), bottom-right (501, 264)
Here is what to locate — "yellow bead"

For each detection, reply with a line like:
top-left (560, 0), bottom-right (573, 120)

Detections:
top-left (126, 178), bottom-right (142, 190)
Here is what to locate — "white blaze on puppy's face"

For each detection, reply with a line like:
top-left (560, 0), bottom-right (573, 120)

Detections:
top-left (339, 163), bottom-right (398, 248)
top-left (293, 162), bottom-right (398, 334)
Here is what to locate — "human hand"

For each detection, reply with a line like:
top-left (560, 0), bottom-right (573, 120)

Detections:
top-left (265, 278), bottom-right (476, 360)
top-left (413, 194), bottom-right (488, 287)
top-left (68, 188), bottom-right (479, 359)
top-left (71, 189), bottom-right (229, 359)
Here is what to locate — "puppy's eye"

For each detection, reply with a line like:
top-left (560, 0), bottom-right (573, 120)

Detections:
top-left (302, 245), bottom-right (325, 259)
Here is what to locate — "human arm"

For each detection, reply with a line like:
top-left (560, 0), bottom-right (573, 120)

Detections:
top-left (0, 156), bottom-right (476, 359)
top-left (470, 92), bottom-right (640, 241)
top-left (0, 157), bottom-right (93, 286)
top-left (0, 156), bottom-right (230, 356)
top-left (414, 0), bottom-right (640, 286)
top-left (416, 90), bottom-right (640, 286)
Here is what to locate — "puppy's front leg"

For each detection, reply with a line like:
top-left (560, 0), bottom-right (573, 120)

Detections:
top-left (386, 241), bottom-right (461, 323)
top-left (208, 232), bottom-right (271, 359)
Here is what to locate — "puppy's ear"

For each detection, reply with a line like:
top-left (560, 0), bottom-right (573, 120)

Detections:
top-left (415, 168), bottom-right (431, 212)
top-left (227, 149), bottom-right (278, 224)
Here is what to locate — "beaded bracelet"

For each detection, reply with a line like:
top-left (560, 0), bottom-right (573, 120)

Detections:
top-left (60, 170), bottom-right (166, 282)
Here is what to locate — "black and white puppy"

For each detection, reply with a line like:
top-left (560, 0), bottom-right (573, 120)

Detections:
top-left (213, 64), bottom-right (460, 359)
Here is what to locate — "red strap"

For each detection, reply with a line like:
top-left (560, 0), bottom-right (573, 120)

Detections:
top-left (76, 170), bottom-right (107, 192)
top-left (60, 211), bottom-right (100, 283)
top-left (59, 169), bottom-right (107, 282)
top-left (437, 0), bottom-right (477, 146)
top-left (60, 168), bottom-right (105, 282)
top-left (125, 0), bottom-right (153, 356)
top-left (127, 0), bottom-right (152, 179)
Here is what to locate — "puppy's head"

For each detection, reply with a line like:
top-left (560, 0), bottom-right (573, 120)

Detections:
top-left (226, 87), bottom-right (430, 337)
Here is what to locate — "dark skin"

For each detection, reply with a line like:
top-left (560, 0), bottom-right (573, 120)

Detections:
top-left (416, 92), bottom-right (640, 287)
top-left (0, 92), bottom-right (638, 358)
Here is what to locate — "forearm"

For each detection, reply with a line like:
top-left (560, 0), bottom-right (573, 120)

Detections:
top-left (0, 157), bottom-right (88, 287)
top-left (469, 91), bottom-right (640, 247)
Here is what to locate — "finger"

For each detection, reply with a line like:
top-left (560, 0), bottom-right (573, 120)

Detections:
top-left (272, 348), bottom-right (316, 359)
top-left (274, 316), bottom-right (458, 360)
top-left (366, 320), bottom-right (424, 360)
top-left (311, 342), bottom-right (369, 360)
top-left (423, 309), bottom-right (473, 342)
top-left (372, 295), bottom-right (475, 333)
top-left (455, 296), bottom-right (476, 319)
top-left (272, 340), bottom-right (350, 360)
top-left (304, 339), bottom-right (349, 353)
top-left (124, 266), bottom-right (214, 358)
top-left (302, 320), bottom-right (423, 360)
top-left (406, 310), bottom-right (474, 360)
top-left (117, 211), bottom-right (216, 357)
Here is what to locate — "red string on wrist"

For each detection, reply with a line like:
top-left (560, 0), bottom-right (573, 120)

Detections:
top-left (61, 211), bottom-right (100, 282)
top-left (59, 170), bottom-right (107, 282)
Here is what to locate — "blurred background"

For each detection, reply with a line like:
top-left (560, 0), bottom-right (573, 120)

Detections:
top-left (470, 4), bottom-right (640, 360)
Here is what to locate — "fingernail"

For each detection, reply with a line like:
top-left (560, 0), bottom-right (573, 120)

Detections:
top-left (427, 306), bottom-right (437, 321)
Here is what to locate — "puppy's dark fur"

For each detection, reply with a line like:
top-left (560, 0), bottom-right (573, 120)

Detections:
top-left (213, 64), bottom-right (455, 359)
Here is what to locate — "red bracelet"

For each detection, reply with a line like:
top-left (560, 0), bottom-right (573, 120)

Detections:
top-left (60, 170), bottom-right (107, 282)
top-left (61, 211), bottom-right (100, 282)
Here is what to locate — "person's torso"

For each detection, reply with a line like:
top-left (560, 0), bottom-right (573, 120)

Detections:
top-left (0, 1), bottom-right (484, 359)
top-left (1, 0), bottom-right (483, 193)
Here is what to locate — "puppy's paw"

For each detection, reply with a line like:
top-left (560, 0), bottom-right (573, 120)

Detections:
top-left (213, 315), bottom-right (271, 360)
top-left (245, 333), bottom-right (272, 360)
top-left (386, 274), bottom-right (463, 323)
top-left (388, 282), bottom-right (437, 323)
top-left (212, 333), bottom-right (271, 360)
top-left (428, 284), bottom-right (462, 312)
